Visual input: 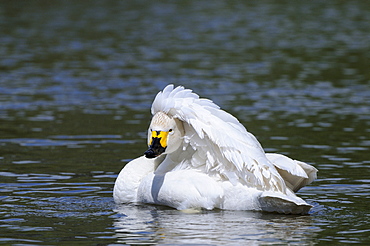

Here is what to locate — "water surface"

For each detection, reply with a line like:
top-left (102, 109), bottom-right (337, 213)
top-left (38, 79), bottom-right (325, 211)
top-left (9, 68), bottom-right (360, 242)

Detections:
top-left (1, 1), bottom-right (369, 245)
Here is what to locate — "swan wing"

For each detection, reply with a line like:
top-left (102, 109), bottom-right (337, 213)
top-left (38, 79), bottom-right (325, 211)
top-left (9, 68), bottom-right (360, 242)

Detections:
top-left (151, 85), bottom-right (287, 193)
top-left (266, 153), bottom-right (318, 192)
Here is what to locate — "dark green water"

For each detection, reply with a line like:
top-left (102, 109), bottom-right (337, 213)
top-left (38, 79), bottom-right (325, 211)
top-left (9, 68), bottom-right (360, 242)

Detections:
top-left (1, 1), bottom-right (369, 245)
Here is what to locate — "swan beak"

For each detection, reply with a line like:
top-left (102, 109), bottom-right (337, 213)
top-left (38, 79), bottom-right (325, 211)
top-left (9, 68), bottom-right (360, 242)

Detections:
top-left (144, 131), bottom-right (169, 158)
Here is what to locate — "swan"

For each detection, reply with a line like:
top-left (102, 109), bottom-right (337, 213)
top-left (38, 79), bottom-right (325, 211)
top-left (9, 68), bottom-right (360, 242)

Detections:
top-left (113, 85), bottom-right (317, 214)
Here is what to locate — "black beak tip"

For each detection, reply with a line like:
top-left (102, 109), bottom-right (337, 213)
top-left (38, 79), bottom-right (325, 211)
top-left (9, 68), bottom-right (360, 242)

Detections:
top-left (144, 149), bottom-right (157, 159)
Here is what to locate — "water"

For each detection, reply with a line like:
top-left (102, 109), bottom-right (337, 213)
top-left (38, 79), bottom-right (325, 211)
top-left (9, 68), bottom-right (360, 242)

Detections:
top-left (1, 0), bottom-right (369, 245)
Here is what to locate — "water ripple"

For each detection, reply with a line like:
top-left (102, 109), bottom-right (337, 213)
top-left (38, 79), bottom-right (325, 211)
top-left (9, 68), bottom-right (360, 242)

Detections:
top-left (0, 0), bottom-right (369, 245)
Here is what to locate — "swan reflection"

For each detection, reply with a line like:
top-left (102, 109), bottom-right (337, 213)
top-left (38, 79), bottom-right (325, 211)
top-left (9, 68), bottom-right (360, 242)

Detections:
top-left (113, 204), bottom-right (319, 245)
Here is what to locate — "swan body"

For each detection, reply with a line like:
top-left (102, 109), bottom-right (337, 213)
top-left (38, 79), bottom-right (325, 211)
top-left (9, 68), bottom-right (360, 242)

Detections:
top-left (114, 85), bottom-right (317, 214)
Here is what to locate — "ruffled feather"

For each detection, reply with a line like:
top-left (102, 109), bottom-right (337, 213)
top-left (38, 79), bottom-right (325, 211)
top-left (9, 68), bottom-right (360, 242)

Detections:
top-left (151, 85), bottom-right (287, 193)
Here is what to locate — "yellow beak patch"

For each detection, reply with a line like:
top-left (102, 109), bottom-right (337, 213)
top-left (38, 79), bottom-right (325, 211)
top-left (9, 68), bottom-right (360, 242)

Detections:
top-left (149, 131), bottom-right (169, 148)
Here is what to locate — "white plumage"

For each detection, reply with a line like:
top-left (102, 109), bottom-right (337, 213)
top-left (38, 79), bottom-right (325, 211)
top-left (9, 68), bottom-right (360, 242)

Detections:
top-left (114, 85), bottom-right (317, 214)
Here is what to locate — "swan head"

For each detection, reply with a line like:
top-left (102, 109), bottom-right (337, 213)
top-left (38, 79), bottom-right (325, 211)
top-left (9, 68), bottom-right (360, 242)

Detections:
top-left (144, 111), bottom-right (184, 159)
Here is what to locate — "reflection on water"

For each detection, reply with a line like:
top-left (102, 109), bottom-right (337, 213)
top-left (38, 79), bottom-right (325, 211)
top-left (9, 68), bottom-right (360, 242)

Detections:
top-left (114, 204), bottom-right (320, 245)
top-left (1, 0), bottom-right (370, 245)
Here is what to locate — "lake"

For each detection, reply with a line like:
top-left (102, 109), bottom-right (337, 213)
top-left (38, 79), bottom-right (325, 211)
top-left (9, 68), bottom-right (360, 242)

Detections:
top-left (1, 0), bottom-right (369, 245)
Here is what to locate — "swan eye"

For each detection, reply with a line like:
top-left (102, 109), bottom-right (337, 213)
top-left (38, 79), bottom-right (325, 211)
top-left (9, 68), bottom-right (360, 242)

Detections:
top-left (169, 129), bottom-right (173, 132)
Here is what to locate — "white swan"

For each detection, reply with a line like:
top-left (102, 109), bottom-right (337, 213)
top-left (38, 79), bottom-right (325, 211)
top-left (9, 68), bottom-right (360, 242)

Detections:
top-left (114, 85), bottom-right (317, 214)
